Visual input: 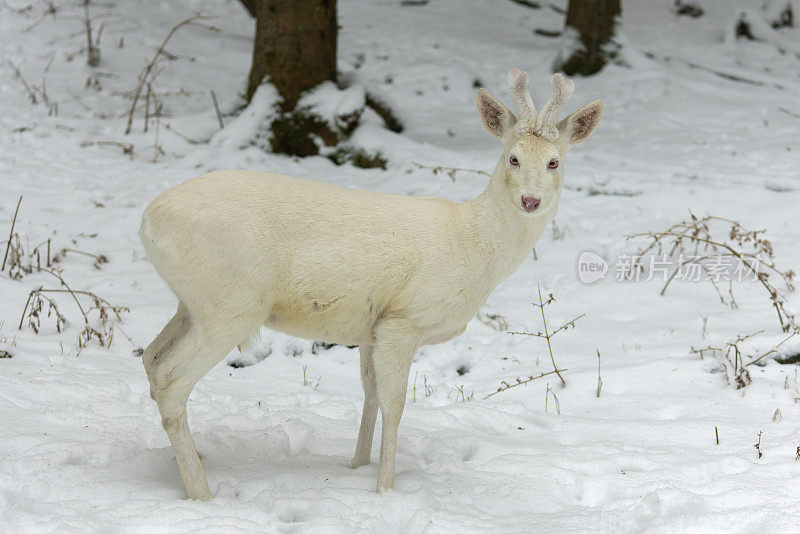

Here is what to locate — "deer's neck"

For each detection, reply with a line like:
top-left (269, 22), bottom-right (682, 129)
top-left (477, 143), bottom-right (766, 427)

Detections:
top-left (458, 167), bottom-right (554, 288)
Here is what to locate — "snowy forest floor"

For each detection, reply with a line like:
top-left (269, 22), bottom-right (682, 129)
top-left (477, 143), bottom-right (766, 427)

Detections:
top-left (2, 0), bottom-right (800, 532)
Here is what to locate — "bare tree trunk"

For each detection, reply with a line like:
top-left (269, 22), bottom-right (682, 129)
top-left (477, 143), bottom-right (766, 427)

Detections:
top-left (238, 0), bottom-right (256, 17)
top-left (246, 0), bottom-right (337, 111)
top-left (556, 0), bottom-right (621, 76)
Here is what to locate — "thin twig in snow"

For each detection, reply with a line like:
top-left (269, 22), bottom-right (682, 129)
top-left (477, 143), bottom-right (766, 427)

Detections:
top-left (412, 161), bottom-right (490, 182)
top-left (210, 90), bottom-right (224, 129)
top-left (7, 61), bottom-right (37, 104)
top-left (483, 368), bottom-right (567, 399)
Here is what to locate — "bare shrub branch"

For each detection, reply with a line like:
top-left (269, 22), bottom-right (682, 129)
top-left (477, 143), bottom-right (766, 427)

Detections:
top-left (693, 328), bottom-right (799, 381)
top-left (507, 285), bottom-right (583, 386)
top-left (483, 368), bottom-right (567, 399)
top-left (627, 212), bottom-right (796, 331)
top-left (745, 331), bottom-right (799, 367)
top-left (691, 331), bottom-right (768, 388)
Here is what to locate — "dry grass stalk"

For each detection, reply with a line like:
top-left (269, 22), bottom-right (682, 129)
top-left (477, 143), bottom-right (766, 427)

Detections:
top-left (595, 348), bottom-right (602, 398)
top-left (754, 431), bottom-right (763, 459)
top-left (20, 287), bottom-right (67, 334)
top-left (144, 83), bottom-right (152, 132)
top-left (124, 13), bottom-right (220, 135)
top-left (210, 90), bottom-right (224, 129)
top-left (96, 141), bottom-right (134, 157)
top-left (2, 197), bottom-right (128, 350)
top-left (476, 311), bottom-right (509, 332)
top-left (161, 122), bottom-right (204, 145)
top-left (7, 61), bottom-right (37, 104)
top-left (454, 384), bottom-right (473, 402)
top-left (6, 235), bottom-right (28, 280)
top-left (83, 0), bottom-right (100, 67)
top-left (53, 248), bottom-right (108, 269)
top-left (2, 1), bottom-right (33, 14)
top-left (545, 382), bottom-right (560, 414)
top-left (423, 374), bottom-right (432, 397)
top-left (1, 195), bottom-right (23, 273)
top-left (4, 226), bottom-right (107, 282)
top-left (301, 365), bottom-right (321, 390)
top-left (19, 284), bottom-right (129, 350)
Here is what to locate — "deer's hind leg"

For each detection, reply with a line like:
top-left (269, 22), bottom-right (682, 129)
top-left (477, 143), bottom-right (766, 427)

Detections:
top-left (142, 303), bottom-right (191, 400)
top-left (142, 302), bottom-right (262, 501)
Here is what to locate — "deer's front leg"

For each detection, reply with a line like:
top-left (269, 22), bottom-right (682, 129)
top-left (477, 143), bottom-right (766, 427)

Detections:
top-left (370, 321), bottom-right (419, 492)
top-left (351, 343), bottom-right (377, 468)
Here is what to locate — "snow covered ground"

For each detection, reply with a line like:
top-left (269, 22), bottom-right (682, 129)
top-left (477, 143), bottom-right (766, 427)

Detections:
top-left (2, 0), bottom-right (800, 531)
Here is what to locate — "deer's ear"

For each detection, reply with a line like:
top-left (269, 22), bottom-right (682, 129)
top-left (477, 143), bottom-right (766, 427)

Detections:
top-left (477, 89), bottom-right (516, 138)
top-left (557, 99), bottom-right (604, 147)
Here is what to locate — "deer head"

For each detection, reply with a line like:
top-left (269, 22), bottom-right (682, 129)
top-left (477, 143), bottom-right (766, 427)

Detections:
top-left (477, 69), bottom-right (603, 217)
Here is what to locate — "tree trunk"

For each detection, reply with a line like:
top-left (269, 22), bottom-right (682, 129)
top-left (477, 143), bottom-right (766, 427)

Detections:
top-left (246, 0), bottom-right (337, 111)
top-left (238, 0), bottom-right (257, 17)
top-left (556, 0), bottom-right (621, 76)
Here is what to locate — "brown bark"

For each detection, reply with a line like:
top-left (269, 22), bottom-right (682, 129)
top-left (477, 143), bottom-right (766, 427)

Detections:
top-left (238, 0), bottom-right (257, 17)
top-left (246, 0), bottom-right (337, 111)
top-left (557, 0), bottom-right (621, 76)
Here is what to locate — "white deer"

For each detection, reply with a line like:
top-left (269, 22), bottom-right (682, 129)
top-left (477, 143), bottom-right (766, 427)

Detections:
top-left (139, 69), bottom-right (603, 500)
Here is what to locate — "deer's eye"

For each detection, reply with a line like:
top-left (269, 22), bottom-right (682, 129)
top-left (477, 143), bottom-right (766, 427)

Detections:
top-left (509, 155), bottom-right (519, 166)
top-left (548, 158), bottom-right (559, 169)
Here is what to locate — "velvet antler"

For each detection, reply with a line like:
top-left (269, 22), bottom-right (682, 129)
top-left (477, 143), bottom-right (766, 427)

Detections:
top-left (506, 69), bottom-right (574, 142)
top-left (507, 68), bottom-right (536, 121)
top-left (537, 73), bottom-right (575, 141)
